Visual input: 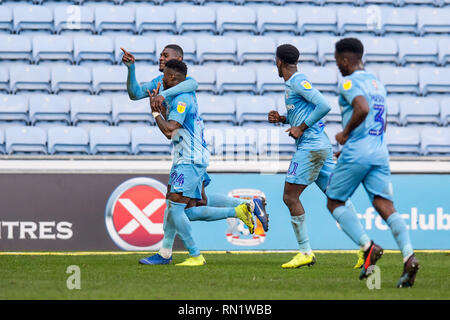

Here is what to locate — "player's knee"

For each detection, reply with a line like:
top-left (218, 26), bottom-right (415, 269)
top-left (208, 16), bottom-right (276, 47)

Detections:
top-left (283, 193), bottom-right (296, 208)
top-left (327, 198), bottom-right (339, 213)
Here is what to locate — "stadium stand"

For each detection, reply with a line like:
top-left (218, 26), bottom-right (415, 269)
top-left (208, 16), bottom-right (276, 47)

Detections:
top-left (89, 126), bottom-right (131, 155)
top-left (0, 1), bottom-right (447, 158)
top-left (5, 126), bottom-right (47, 155)
top-left (47, 126), bottom-right (90, 155)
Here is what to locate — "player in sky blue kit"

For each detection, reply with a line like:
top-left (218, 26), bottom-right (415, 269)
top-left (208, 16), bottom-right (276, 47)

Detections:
top-left (326, 38), bottom-right (419, 287)
top-left (142, 60), bottom-right (256, 266)
top-left (123, 46), bottom-right (267, 265)
top-left (269, 44), bottom-right (368, 269)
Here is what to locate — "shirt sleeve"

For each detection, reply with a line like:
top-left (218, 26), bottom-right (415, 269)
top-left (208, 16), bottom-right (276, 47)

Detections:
top-left (160, 77), bottom-right (198, 99)
top-left (291, 77), bottom-right (332, 128)
top-left (168, 96), bottom-right (189, 126)
top-left (126, 64), bottom-right (159, 100)
top-left (339, 77), bottom-right (365, 106)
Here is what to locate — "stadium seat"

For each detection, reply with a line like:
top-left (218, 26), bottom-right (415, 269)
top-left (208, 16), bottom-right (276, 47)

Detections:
top-left (236, 96), bottom-right (275, 125)
top-left (399, 97), bottom-right (440, 126)
top-left (214, 127), bottom-right (257, 157)
top-left (73, 35), bottom-right (114, 65)
top-left (111, 95), bottom-right (152, 126)
top-left (378, 67), bottom-right (419, 95)
top-left (0, 67), bottom-right (8, 93)
top-left (380, 8), bottom-right (417, 36)
top-left (361, 37), bottom-right (398, 65)
top-left (70, 95), bottom-right (112, 126)
top-left (318, 36), bottom-right (339, 65)
top-left (32, 35), bottom-right (73, 64)
top-left (258, 126), bottom-right (296, 157)
top-left (419, 67), bottom-right (450, 95)
top-left (29, 94), bottom-right (71, 126)
top-left (47, 126), bottom-right (89, 155)
top-left (216, 65), bottom-right (256, 94)
top-left (421, 127), bottom-right (450, 156)
top-left (397, 0), bottom-right (436, 6)
top-left (386, 97), bottom-right (400, 126)
top-left (323, 95), bottom-right (341, 124)
top-left (196, 36), bottom-right (237, 64)
top-left (216, 6), bottom-right (256, 35)
top-left (156, 35), bottom-right (196, 64)
top-left (276, 95), bottom-right (286, 116)
top-left (236, 36), bottom-right (276, 64)
top-left (0, 6), bottom-right (13, 34)
top-left (438, 38), bottom-right (450, 66)
top-left (297, 7), bottom-right (337, 35)
top-left (176, 6), bottom-right (216, 34)
top-left (417, 8), bottom-right (450, 36)
top-left (398, 37), bottom-right (438, 66)
top-left (0, 94), bottom-right (28, 125)
top-left (134, 65), bottom-right (161, 84)
top-left (0, 35), bottom-right (32, 62)
top-left (13, 5), bottom-right (53, 34)
top-left (301, 66), bottom-right (337, 94)
top-left (131, 126), bottom-right (172, 155)
top-left (278, 36), bottom-right (318, 65)
top-left (337, 7), bottom-right (379, 36)
top-left (95, 5), bottom-right (135, 34)
top-left (385, 127), bottom-right (421, 156)
top-left (54, 5), bottom-right (95, 34)
top-left (92, 66), bottom-right (127, 94)
top-left (257, 65), bottom-right (284, 95)
top-left (115, 36), bottom-right (156, 65)
top-left (197, 94), bottom-right (236, 124)
top-left (186, 65), bottom-right (216, 94)
top-left (440, 98), bottom-right (450, 126)
top-left (51, 65), bottom-right (92, 94)
top-left (136, 5), bottom-right (176, 35)
top-left (9, 65), bottom-right (51, 94)
top-left (256, 6), bottom-right (297, 35)
top-left (5, 126), bottom-right (47, 155)
top-left (89, 126), bottom-right (131, 155)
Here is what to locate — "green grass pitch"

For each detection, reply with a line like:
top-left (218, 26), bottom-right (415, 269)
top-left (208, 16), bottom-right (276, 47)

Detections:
top-left (0, 252), bottom-right (449, 300)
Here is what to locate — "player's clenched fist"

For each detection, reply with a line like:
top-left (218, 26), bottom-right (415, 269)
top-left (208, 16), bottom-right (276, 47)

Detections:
top-left (268, 110), bottom-right (281, 123)
top-left (121, 47), bottom-right (135, 66)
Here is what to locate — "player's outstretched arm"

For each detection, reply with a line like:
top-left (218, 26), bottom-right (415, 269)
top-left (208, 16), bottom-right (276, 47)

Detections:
top-left (336, 95), bottom-right (369, 145)
top-left (292, 81), bottom-right (331, 128)
top-left (159, 77), bottom-right (198, 99)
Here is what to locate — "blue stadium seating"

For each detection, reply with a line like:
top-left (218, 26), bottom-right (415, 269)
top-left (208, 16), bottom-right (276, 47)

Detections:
top-left (362, 37), bottom-right (398, 65)
top-left (417, 8), bottom-right (450, 36)
top-left (421, 127), bottom-right (450, 155)
top-left (441, 97), bottom-right (450, 126)
top-left (297, 7), bottom-right (337, 35)
top-left (0, 67), bottom-right (8, 93)
top-left (156, 35), bottom-right (196, 64)
top-left (73, 35), bottom-right (114, 65)
top-left (70, 95), bottom-right (111, 125)
top-left (236, 36), bottom-right (276, 64)
top-left (114, 36), bottom-right (156, 65)
top-left (92, 66), bottom-right (127, 94)
top-left (385, 127), bottom-right (421, 155)
top-left (0, 94), bottom-right (28, 125)
top-left (131, 126), bottom-right (172, 155)
top-left (0, 35), bottom-right (32, 62)
top-left (176, 6), bottom-right (215, 34)
top-left (10, 65), bottom-right (51, 94)
top-left (136, 5), bottom-right (176, 35)
top-left (197, 94), bottom-right (236, 124)
top-left (111, 95), bottom-right (152, 126)
top-left (257, 65), bottom-right (284, 95)
top-left (54, 5), bottom-right (95, 35)
top-left (258, 127), bottom-right (296, 156)
top-left (186, 65), bottom-right (216, 93)
top-left (236, 96), bottom-right (274, 125)
top-left (47, 126), bottom-right (89, 155)
top-left (5, 126), bottom-right (47, 155)
top-left (13, 5), bottom-right (53, 34)
top-left (379, 67), bottom-right (419, 95)
top-left (399, 97), bottom-right (440, 126)
top-left (323, 95), bottom-right (342, 124)
top-left (29, 94), bottom-right (71, 126)
top-left (89, 126), bottom-right (131, 155)
top-left (94, 5), bottom-right (135, 34)
top-left (256, 6), bottom-right (297, 35)
top-left (318, 36), bottom-right (340, 65)
top-left (398, 37), bottom-right (438, 66)
top-left (301, 66), bottom-right (338, 94)
top-left (51, 65), bottom-right (92, 94)
top-left (214, 127), bottom-right (257, 156)
top-left (216, 65), bottom-right (256, 94)
top-left (196, 36), bottom-right (237, 64)
top-left (439, 38), bottom-right (450, 66)
top-left (419, 67), bottom-right (450, 95)
top-left (337, 7), bottom-right (378, 36)
top-left (278, 36), bottom-right (318, 65)
top-left (386, 97), bottom-right (401, 126)
top-left (0, 6), bottom-right (12, 34)
top-left (380, 7), bottom-right (417, 36)
top-left (32, 35), bottom-right (73, 64)
top-left (216, 6), bottom-right (256, 35)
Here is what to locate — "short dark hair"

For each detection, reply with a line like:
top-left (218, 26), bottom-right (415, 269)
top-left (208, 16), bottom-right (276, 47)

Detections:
top-left (276, 44), bottom-right (300, 64)
top-left (335, 38), bottom-right (364, 59)
top-left (164, 44), bottom-right (183, 58)
top-left (165, 59), bottom-right (187, 77)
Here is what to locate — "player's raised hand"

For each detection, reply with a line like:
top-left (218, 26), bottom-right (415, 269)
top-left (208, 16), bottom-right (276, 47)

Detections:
top-left (121, 47), bottom-right (135, 66)
top-left (268, 110), bottom-right (281, 123)
top-left (147, 89), bottom-right (158, 113)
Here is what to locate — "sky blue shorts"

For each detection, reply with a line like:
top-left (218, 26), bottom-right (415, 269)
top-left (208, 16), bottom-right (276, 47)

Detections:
top-left (286, 147), bottom-right (334, 192)
top-left (326, 160), bottom-right (394, 203)
top-left (168, 164), bottom-right (208, 200)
